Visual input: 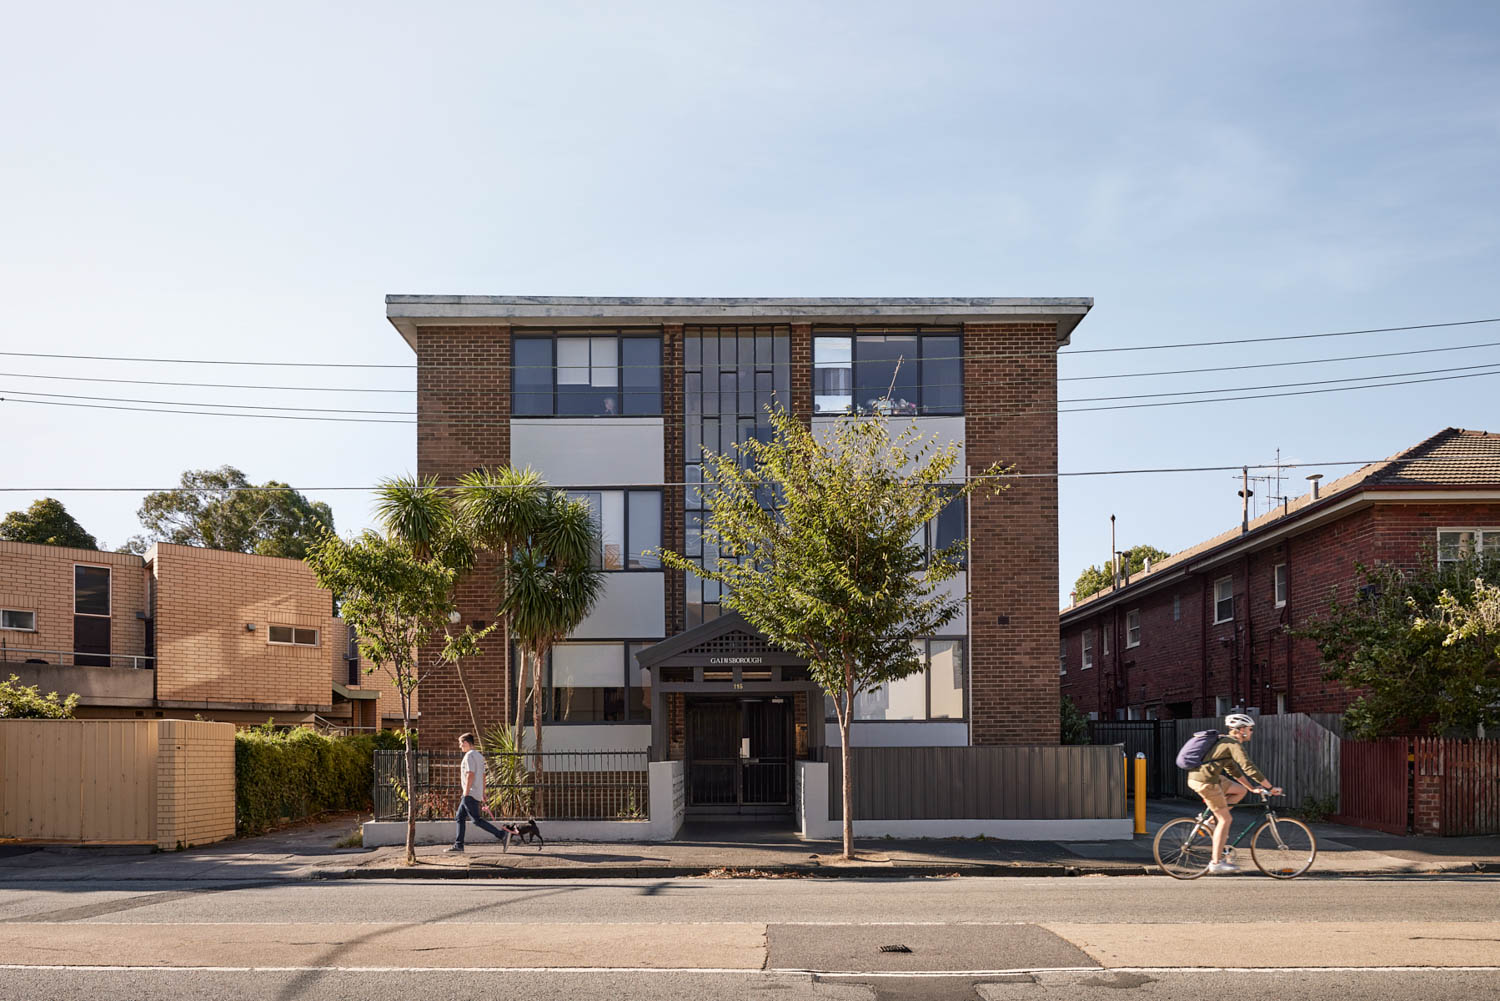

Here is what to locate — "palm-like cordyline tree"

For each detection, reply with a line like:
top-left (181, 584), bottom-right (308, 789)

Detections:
top-left (373, 475), bottom-right (482, 739)
top-left (501, 491), bottom-right (604, 814)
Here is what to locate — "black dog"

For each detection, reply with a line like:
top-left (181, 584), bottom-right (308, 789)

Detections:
top-left (500, 818), bottom-right (544, 852)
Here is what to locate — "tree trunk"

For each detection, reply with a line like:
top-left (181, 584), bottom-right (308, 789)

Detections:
top-left (455, 658), bottom-right (482, 749)
top-left (513, 648), bottom-right (528, 741)
top-left (840, 705), bottom-right (854, 860)
top-left (531, 644), bottom-right (545, 818)
top-left (402, 692), bottom-right (417, 866)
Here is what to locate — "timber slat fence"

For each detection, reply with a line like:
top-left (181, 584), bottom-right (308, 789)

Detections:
top-left (373, 749), bottom-right (649, 822)
top-left (1332, 740), bottom-right (1410, 834)
top-left (1159, 714), bottom-right (1342, 812)
top-left (827, 745), bottom-right (1126, 820)
top-left (1415, 738), bottom-right (1500, 837)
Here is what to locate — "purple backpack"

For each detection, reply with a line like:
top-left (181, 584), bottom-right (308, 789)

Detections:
top-left (1175, 730), bottom-right (1221, 770)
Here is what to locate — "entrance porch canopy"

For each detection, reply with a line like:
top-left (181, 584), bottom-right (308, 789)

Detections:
top-left (633, 613), bottom-right (826, 760)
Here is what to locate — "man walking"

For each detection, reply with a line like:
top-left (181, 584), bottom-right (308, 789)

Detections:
top-left (447, 732), bottom-right (510, 852)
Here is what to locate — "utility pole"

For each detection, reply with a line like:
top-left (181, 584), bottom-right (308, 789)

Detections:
top-left (1239, 467), bottom-right (1252, 534)
top-left (1110, 514), bottom-right (1118, 589)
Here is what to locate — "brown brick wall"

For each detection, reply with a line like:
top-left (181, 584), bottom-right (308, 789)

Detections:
top-left (965, 322), bottom-right (1061, 744)
top-left (0, 541), bottom-right (147, 669)
top-left (662, 324), bottom-right (686, 637)
top-left (150, 543), bottom-right (337, 710)
top-left (1061, 500), bottom-right (1500, 719)
top-left (415, 325), bottom-right (514, 749)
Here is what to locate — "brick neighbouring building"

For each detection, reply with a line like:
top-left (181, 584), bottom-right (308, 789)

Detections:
top-left (388, 295), bottom-right (1093, 818)
top-left (1059, 428), bottom-right (1500, 722)
top-left (0, 539), bottom-right (407, 728)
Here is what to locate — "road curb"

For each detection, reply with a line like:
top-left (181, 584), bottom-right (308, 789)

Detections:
top-left (312, 862), bottom-right (1161, 880)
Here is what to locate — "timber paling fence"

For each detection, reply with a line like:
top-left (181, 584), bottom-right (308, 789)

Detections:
top-left (373, 749), bottom-right (649, 822)
top-left (1336, 737), bottom-right (1500, 836)
top-left (827, 744), bottom-right (1127, 820)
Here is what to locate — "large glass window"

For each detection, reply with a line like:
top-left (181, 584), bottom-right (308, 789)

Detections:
top-left (511, 332), bottom-right (662, 416)
top-left (74, 565), bottom-right (110, 616)
top-left (539, 641), bottom-right (653, 723)
top-left (838, 640), bottom-right (967, 721)
top-left (812, 328), bottom-right (962, 416)
top-left (565, 489), bottom-right (661, 571)
top-left (684, 325), bottom-right (791, 627)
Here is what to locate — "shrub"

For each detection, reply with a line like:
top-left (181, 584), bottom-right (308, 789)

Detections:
top-left (0, 674), bottom-right (78, 719)
top-left (1060, 695), bottom-right (1090, 745)
top-left (234, 728), bottom-right (403, 835)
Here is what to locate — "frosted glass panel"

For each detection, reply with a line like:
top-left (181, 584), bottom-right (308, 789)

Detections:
top-left (552, 643), bottom-right (622, 687)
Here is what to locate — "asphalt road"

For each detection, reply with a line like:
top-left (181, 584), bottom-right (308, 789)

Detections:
top-left (2, 875), bottom-right (1497, 1000)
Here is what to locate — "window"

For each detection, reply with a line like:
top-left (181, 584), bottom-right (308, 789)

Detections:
top-left (1, 609), bottom-right (34, 631)
top-left (565, 489), bottom-right (661, 570)
top-left (1215, 695), bottom-right (1232, 716)
top-left (1214, 576), bottom-right (1234, 624)
top-left (847, 639), bottom-right (967, 721)
top-left (811, 328), bottom-right (962, 416)
top-left (1126, 609), bottom-right (1141, 648)
top-left (541, 641), bottom-right (652, 723)
top-left (269, 625), bottom-right (319, 646)
top-left (511, 332), bottom-right (662, 416)
top-left (1172, 594), bottom-right (1181, 621)
top-left (1274, 564), bottom-right (1288, 607)
top-left (1082, 631), bottom-right (1093, 670)
top-left (74, 565), bottom-right (111, 667)
top-left (1059, 640), bottom-right (1067, 675)
top-left (74, 565), bottom-right (110, 616)
top-left (1437, 528), bottom-right (1500, 567)
top-left (912, 489), bottom-right (967, 566)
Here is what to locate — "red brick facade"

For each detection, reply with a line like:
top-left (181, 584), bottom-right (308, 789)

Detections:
top-left (1061, 499), bottom-right (1500, 721)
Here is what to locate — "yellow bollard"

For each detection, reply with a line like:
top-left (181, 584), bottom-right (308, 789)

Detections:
top-left (1133, 752), bottom-right (1147, 835)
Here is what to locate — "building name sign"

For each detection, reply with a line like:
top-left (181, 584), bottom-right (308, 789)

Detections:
top-left (708, 656), bottom-right (765, 666)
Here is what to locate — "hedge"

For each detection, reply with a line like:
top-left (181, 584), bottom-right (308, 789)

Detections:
top-left (235, 728), bottom-right (404, 835)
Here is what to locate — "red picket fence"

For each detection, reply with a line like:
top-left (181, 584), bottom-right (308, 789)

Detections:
top-left (1413, 738), bottom-right (1500, 837)
top-left (1332, 739), bottom-right (1410, 834)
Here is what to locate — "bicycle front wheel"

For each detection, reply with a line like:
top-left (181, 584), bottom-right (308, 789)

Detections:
top-left (1153, 817), bottom-right (1214, 879)
top-left (1250, 816), bottom-right (1317, 878)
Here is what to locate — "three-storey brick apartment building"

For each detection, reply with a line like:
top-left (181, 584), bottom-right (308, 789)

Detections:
top-left (389, 295), bottom-right (1092, 818)
top-left (1059, 427), bottom-right (1500, 722)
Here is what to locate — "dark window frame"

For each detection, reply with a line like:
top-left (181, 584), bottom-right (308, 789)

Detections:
top-left (825, 638), bottom-right (968, 723)
top-left (811, 326), bottom-right (964, 417)
top-left (510, 329), bottom-right (664, 417)
top-left (562, 487), bottom-right (664, 572)
top-left (519, 639), bottom-right (657, 725)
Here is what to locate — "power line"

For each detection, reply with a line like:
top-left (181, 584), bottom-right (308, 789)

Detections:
top-left (1058, 338), bottom-right (1500, 382)
top-left (0, 371), bottom-right (415, 393)
top-left (5, 314), bottom-right (1498, 369)
top-left (0, 457), bottom-right (1411, 492)
top-left (1056, 316), bottom-right (1500, 354)
top-left (0, 388), bottom-right (413, 415)
top-left (1057, 366), bottom-right (1500, 412)
top-left (1057, 360), bottom-right (1500, 404)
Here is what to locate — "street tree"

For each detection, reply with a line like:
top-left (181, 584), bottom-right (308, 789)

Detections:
top-left (0, 498), bottom-right (98, 550)
top-left (658, 408), bottom-right (1007, 859)
top-left (304, 530), bottom-right (489, 864)
top-left (1296, 555), bottom-right (1500, 738)
top-left (126, 466), bottom-right (333, 558)
top-left (1072, 545), bottom-right (1171, 601)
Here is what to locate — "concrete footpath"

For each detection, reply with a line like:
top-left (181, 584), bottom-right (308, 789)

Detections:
top-left (3, 801), bottom-right (1498, 882)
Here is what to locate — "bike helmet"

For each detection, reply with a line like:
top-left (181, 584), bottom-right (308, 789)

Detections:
top-left (1224, 712), bottom-right (1256, 729)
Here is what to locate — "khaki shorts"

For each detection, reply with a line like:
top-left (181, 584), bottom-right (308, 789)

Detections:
top-left (1189, 776), bottom-right (1230, 811)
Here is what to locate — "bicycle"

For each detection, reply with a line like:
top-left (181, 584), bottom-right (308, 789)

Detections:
top-left (1153, 787), bottom-right (1318, 879)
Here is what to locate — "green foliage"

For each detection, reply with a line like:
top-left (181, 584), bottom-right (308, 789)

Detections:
top-left (1293, 793), bottom-right (1338, 824)
top-left (0, 498), bottom-right (98, 550)
top-left (1060, 695), bottom-right (1090, 745)
top-left (0, 674), bottom-right (79, 719)
top-left (658, 408), bottom-right (1008, 856)
top-left (125, 465), bottom-right (334, 559)
top-left (234, 728), bottom-right (403, 835)
top-left (1295, 555), bottom-right (1500, 739)
top-left (481, 722), bottom-right (534, 818)
top-left (1073, 545), bottom-right (1171, 601)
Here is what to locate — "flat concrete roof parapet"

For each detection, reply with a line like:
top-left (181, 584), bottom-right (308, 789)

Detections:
top-left (386, 295), bottom-right (1093, 349)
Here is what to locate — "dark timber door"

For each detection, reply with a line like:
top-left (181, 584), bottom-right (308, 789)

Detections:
top-left (686, 697), bottom-right (792, 814)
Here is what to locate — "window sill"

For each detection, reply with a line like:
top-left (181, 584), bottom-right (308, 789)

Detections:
top-left (1273, 601), bottom-right (1287, 609)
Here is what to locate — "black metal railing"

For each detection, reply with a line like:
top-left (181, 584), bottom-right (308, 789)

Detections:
top-left (373, 748), bottom-right (650, 822)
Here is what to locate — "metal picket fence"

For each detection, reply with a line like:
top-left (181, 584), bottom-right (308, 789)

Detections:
top-left (373, 749), bottom-right (649, 821)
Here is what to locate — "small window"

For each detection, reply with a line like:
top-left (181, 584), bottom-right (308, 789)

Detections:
top-left (1172, 594), bottom-right (1181, 621)
top-left (269, 625), bottom-right (319, 647)
top-left (1126, 609), bottom-right (1141, 648)
top-left (2, 609), bottom-right (35, 631)
top-left (1437, 528), bottom-right (1500, 567)
top-left (1059, 640), bottom-right (1067, 676)
top-left (1081, 631), bottom-right (1093, 670)
top-left (1102, 627), bottom-right (1110, 657)
top-left (1215, 695), bottom-right (1232, 716)
top-left (74, 565), bottom-right (110, 617)
top-left (1274, 564), bottom-right (1288, 608)
top-left (1214, 576), bottom-right (1234, 624)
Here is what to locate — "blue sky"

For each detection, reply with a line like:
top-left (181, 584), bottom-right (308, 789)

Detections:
top-left (3, 1), bottom-right (1497, 603)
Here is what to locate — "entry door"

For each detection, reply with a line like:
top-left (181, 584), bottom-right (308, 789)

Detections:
top-left (686, 698), bottom-right (792, 813)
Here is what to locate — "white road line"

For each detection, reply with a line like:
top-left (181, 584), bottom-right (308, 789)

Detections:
top-left (3, 964), bottom-right (1499, 976)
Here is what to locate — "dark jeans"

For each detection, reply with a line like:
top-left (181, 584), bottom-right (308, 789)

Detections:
top-left (454, 795), bottom-right (507, 847)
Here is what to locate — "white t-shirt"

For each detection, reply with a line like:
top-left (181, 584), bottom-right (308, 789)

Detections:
top-left (460, 748), bottom-right (485, 802)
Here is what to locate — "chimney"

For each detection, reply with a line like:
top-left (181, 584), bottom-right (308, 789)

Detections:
top-left (1306, 473), bottom-right (1323, 500)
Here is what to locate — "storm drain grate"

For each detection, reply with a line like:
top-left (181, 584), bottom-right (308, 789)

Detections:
top-left (878, 944), bottom-right (912, 953)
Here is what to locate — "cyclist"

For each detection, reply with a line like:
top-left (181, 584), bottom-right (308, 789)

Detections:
top-left (1187, 713), bottom-right (1283, 873)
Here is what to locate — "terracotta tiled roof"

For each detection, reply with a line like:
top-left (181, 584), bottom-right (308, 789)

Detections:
top-left (1063, 428), bottom-right (1500, 616)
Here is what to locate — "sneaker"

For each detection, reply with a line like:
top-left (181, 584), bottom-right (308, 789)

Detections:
top-left (1206, 860), bottom-right (1238, 874)
top-left (444, 844), bottom-right (464, 853)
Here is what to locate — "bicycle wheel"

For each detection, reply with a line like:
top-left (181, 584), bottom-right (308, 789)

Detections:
top-left (1153, 817), bottom-right (1214, 879)
top-left (1250, 816), bottom-right (1317, 878)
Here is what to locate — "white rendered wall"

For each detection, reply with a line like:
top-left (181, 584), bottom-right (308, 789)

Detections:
top-left (847, 722), bottom-right (969, 747)
top-left (511, 418), bottom-right (663, 486)
top-left (539, 724), bottom-right (651, 752)
top-left (569, 573), bottom-right (665, 639)
top-left (811, 416), bottom-right (966, 476)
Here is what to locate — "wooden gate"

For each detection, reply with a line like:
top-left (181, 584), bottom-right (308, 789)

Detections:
top-left (1333, 739), bottom-right (1410, 834)
top-left (1415, 738), bottom-right (1500, 836)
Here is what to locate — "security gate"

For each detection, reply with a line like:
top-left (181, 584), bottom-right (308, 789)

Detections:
top-left (1088, 719), bottom-right (1173, 798)
top-left (686, 697), bottom-right (792, 814)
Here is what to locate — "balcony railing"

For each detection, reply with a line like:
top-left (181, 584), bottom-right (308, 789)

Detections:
top-left (0, 645), bottom-right (155, 670)
top-left (373, 748), bottom-right (650, 822)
